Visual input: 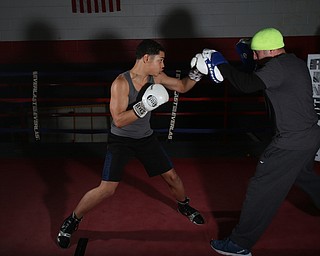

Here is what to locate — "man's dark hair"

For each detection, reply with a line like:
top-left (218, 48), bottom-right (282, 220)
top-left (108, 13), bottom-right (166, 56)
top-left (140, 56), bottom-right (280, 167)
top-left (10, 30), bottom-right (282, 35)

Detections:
top-left (135, 39), bottom-right (165, 59)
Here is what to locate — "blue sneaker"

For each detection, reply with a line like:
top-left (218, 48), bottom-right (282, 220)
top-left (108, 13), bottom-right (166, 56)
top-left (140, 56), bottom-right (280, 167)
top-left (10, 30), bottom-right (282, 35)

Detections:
top-left (210, 238), bottom-right (252, 256)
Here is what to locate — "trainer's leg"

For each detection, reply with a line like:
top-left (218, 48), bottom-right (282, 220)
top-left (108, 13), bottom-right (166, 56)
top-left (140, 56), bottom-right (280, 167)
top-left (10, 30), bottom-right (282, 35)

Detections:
top-left (230, 146), bottom-right (311, 249)
top-left (161, 168), bottom-right (205, 225)
top-left (294, 148), bottom-right (320, 209)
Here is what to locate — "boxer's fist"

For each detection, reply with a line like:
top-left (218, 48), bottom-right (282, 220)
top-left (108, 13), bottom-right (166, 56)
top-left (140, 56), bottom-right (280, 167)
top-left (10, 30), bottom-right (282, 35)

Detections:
top-left (189, 53), bottom-right (208, 82)
top-left (133, 83), bottom-right (169, 118)
top-left (190, 53), bottom-right (208, 74)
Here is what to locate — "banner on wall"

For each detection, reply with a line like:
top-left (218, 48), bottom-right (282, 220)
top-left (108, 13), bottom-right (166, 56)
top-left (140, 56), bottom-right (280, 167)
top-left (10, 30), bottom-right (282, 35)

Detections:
top-left (72, 0), bottom-right (121, 13)
top-left (307, 54), bottom-right (320, 161)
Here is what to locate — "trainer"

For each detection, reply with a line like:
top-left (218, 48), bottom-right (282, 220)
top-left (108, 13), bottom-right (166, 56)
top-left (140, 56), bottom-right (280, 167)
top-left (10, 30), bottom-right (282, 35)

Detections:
top-left (196, 27), bottom-right (320, 256)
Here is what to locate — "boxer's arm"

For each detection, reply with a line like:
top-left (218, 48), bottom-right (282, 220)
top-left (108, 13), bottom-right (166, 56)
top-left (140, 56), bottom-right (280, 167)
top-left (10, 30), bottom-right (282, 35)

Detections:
top-left (154, 72), bottom-right (197, 93)
top-left (155, 51), bottom-right (208, 93)
top-left (110, 76), bottom-right (138, 128)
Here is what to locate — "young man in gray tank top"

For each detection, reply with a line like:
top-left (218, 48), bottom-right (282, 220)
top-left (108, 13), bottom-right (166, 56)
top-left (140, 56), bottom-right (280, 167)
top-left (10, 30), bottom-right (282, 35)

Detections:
top-left (57, 39), bottom-right (207, 249)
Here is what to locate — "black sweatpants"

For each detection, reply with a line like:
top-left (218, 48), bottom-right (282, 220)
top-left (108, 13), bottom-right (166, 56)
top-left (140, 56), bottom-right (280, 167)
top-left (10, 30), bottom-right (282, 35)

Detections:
top-left (230, 142), bottom-right (320, 249)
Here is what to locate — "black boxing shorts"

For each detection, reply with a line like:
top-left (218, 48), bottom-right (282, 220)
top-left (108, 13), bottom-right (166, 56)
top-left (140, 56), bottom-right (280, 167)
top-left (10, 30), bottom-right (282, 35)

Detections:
top-left (101, 133), bottom-right (173, 181)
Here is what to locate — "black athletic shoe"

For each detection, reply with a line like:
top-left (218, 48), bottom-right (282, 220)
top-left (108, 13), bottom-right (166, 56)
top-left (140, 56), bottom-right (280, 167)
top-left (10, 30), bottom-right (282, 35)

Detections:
top-left (57, 212), bottom-right (82, 249)
top-left (177, 197), bottom-right (205, 225)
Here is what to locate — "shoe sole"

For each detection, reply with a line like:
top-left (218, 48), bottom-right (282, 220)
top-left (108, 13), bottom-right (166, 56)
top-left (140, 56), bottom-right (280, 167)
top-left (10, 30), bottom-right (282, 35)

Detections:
top-left (56, 232), bottom-right (71, 249)
top-left (210, 242), bottom-right (252, 256)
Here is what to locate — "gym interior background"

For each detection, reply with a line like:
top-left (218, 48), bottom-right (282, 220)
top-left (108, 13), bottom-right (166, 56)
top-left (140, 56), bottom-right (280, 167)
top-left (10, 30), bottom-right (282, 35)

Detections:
top-left (1, 2), bottom-right (320, 256)
top-left (1, 0), bottom-right (320, 143)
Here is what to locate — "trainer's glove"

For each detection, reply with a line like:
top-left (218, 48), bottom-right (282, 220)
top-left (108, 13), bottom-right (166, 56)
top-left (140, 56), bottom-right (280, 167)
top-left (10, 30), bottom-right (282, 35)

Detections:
top-left (189, 53), bottom-right (208, 82)
top-left (202, 49), bottom-right (228, 83)
top-left (235, 38), bottom-right (256, 72)
top-left (133, 83), bottom-right (169, 118)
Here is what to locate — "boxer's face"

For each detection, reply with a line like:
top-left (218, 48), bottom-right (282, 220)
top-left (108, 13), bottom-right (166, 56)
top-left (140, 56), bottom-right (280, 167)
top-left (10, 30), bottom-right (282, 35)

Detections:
top-left (146, 51), bottom-right (165, 75)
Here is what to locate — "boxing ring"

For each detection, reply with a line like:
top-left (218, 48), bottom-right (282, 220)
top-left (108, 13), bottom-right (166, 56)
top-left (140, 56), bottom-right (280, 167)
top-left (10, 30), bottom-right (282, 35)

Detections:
top-left (1, 67), bottom-right (320, 256)
top-left (1, 35), bottom-right (320, 255)
top-left (0, 67), bottom-right (271, 144)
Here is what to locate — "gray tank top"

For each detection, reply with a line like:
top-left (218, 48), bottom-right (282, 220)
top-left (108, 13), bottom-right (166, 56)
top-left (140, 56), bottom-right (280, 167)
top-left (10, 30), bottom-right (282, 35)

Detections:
top-left (110, 71), bottom-right (154, 139)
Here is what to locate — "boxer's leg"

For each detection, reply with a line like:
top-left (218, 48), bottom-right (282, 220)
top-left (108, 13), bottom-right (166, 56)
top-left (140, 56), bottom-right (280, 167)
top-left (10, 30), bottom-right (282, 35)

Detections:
top-left (161, 169), bottom-right (205, 225)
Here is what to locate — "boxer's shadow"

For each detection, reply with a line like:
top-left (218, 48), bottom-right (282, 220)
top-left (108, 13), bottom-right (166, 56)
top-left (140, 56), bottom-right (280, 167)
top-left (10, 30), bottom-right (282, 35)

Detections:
top-left (122, 171), bottom-right (176, 210)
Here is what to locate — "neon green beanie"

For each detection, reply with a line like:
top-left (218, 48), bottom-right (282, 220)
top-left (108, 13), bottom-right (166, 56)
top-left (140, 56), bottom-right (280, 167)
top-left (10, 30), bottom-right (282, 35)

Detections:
top-left (251, 28), bottom-right (284, 50)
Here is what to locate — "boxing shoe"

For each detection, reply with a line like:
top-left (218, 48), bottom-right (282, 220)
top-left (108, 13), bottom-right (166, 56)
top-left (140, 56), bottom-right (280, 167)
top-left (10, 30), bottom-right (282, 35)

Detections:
top-left (57, 212), bottom-right (82, 249)
top-left (177, 197), bottom-right (205, 225)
